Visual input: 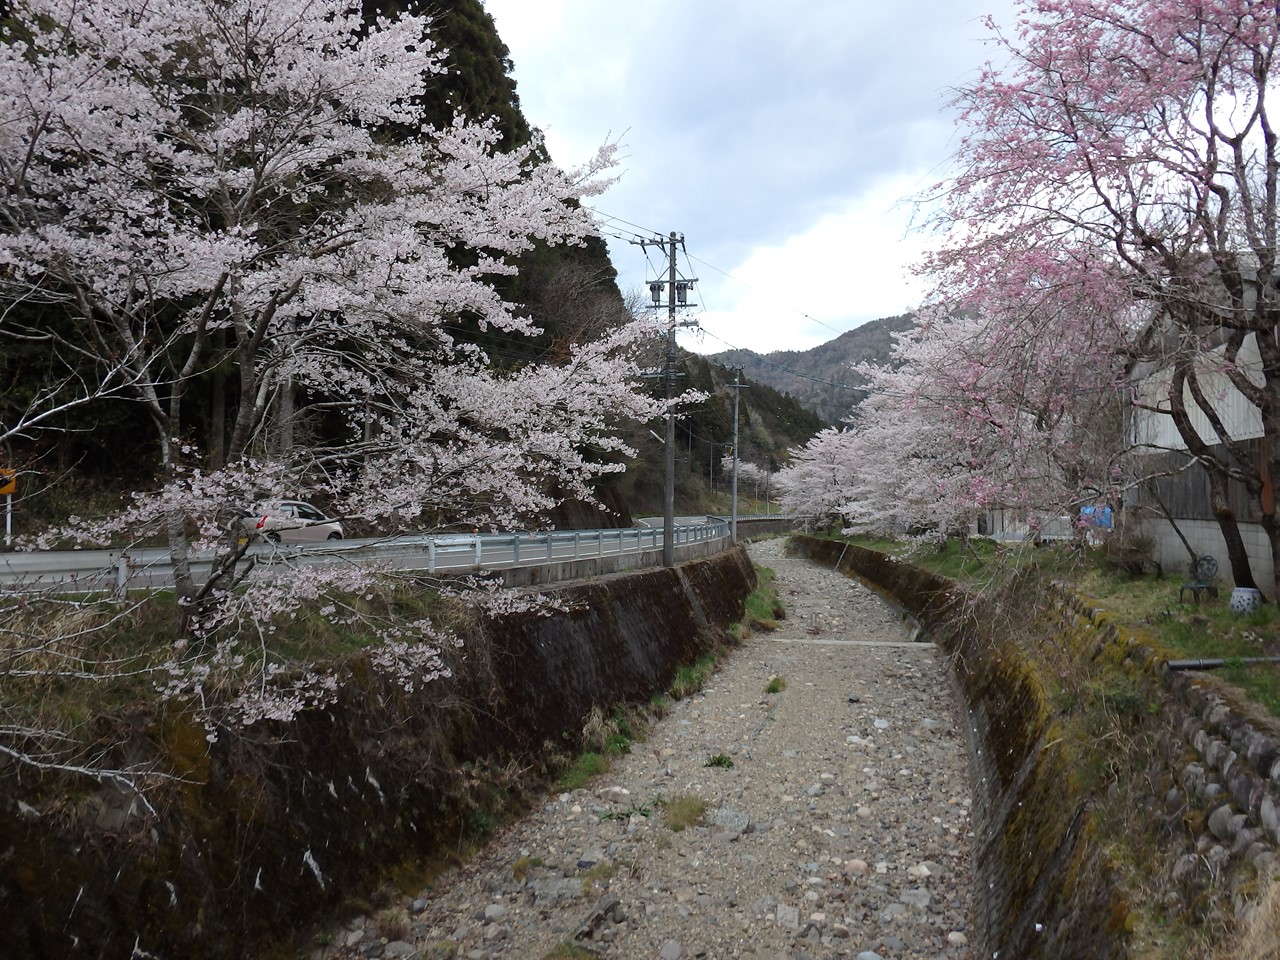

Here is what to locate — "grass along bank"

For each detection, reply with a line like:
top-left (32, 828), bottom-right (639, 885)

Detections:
top-left (835, 532), bottom-right (1280, 719)
top-left (821, 530), bottom-right (1280, 959)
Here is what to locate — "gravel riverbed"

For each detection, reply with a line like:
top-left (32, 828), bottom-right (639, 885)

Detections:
top-left (310, 538), bottom-right (975, 960)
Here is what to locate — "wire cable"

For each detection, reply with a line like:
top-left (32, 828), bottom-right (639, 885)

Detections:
top-left (589, 208), bottom-right (666, 240)
top-left (598, 213), bottom-right (871, 345)
top-left (685, 253), bottom-right (853, 338)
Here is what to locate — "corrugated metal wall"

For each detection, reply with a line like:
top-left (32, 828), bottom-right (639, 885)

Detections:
top-left (1133, 444), bottom-right (1261, 521)
top-left (1131, 334), bottom-right (1265, 450)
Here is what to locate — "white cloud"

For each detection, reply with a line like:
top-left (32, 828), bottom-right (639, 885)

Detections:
top-left (482, 0), bottom-right (1015, 354)
top-left (679, 172), bottom-right (934, 355)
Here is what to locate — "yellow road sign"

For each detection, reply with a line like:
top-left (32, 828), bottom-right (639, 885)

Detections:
top-left (0, 469), bottom-right (15, 496)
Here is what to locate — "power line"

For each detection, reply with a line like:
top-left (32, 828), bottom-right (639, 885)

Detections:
top-left (594, 207), bottom-right (874, 341)
top-left (685, 253), bottom-right (852, 338)
top-left (589, 208), bottom-right (665, 240)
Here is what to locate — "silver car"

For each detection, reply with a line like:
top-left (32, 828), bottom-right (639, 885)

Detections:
top-left (242, 500), bottom-right (343, 543)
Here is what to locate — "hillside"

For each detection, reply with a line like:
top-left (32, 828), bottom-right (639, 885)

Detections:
top-left (3, 0), bottom-right (635, 531)
top-left (600, 349), bottom-right (826, 517)
top-left (710, 312), bottom-right (917, 424)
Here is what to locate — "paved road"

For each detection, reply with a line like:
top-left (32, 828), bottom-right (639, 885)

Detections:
top-left (0, 525), bottom-right (723, 595)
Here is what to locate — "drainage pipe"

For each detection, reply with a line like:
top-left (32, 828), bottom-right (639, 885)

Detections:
top-left (1166, 656), bottom-right (1280, 671)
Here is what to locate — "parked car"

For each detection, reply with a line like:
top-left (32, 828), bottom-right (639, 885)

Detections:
top-left (240, 501), bottom-right (343, 543)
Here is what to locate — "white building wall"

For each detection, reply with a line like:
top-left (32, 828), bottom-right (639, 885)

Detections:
top-left (1132, 333), bottom-right (1264, 450)
top-left (1130, 333), bottom-right (1272, 590)
top-left (1142, 516), bottom-right (1273, 590)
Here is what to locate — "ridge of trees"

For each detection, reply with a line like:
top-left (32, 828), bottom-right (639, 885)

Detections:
top-left (588, 344), bottom-right (824, 517)
top-left (710, 312), bottom-right (917, 424)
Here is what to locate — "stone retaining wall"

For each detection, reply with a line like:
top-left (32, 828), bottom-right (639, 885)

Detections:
top-left (1156, 667), bottom-right (1280, 899)
top-left (0, 548), bottom-right (757, 960)
top-left (790, 534), bottom-right (1280, 959)
top-left (1049, 588), bottom-right (1280, 926)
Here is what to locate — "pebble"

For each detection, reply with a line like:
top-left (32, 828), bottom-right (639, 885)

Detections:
top-left (307, 538), bottom-right (974, 959)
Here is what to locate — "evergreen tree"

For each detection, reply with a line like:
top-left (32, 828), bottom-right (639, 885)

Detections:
top-left (363, 0), bottom-right (533, 150)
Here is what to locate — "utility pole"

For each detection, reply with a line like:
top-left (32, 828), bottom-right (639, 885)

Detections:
top-left (637, 232), bottom-right (697, 567)
top-left (729, 369), bottom-right (746, 543)
top-left (663, 232), bottom-right (678, 567)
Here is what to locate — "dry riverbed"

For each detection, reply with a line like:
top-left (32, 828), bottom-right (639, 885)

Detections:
top-left (308, 537), bottom-right (975, 960)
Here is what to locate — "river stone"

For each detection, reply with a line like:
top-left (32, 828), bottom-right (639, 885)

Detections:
top-left (880, 903), bottom-right (908, 922)
top-left (709, 807), bottom-right (752, 834)
top-left (900, 888), bottom-right (931, 909)
top-left (1208, 804), bottom-right (1237, 841)
top-left (529, 876), bottom-right (585, 905)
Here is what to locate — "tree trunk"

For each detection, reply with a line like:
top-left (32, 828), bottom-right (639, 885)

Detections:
top-left (1263, 435), bottom-right (1280, 602)
top-left (1206, 467), bottom-right (1258, 591)
top-left (209, 328), bottom-right (226, 470)
top-left (1168, 361), bottom-right (1259, 590)
top-left (276, 374), bottom-right (295, 458)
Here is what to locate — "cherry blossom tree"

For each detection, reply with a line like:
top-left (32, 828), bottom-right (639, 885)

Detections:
top-left (0, 1), bottom-right (667, 744)
top-left (776, 300), bottom-right (1128, 540)
top-left (773, 427), bottom-right (860, 526)
top-left (921, 0), bottom-right (1280, 592)
top-left (0, 0), bottom-right (658, 571)
top-left (719, 455), bottom-right (776, 504)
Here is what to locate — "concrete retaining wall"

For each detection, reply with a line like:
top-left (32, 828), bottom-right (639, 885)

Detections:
top-left (0, 548), bottom-right (757, 960)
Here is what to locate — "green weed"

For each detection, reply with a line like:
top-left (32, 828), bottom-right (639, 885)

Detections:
top-left (512, 855), bottom-right (543, 880)
top-left (669, 653), bottom-right (716, 699)
top-left (558, 752), bottom-right (608, 790)
top-left (600, 800), bottom-right (654, 821)
top-left (744, 566), bottom-right (785, 630)
top-left (580, 861), bottom-right (617, 893)
top-left (660, 793), bottom-right (706, 832)
top-left (542, 944), bottom-right (596, 959)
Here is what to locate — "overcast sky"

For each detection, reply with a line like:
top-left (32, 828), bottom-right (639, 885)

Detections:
top-left (482, 0), bottom-right (1016, 356)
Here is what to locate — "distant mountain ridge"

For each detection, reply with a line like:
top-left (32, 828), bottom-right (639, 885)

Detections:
top-left (709, 313), bottom-right (917, 424)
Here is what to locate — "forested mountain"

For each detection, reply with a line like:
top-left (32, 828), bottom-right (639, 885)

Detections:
top-left (1, 0), bottom-right (628, 524)
top-left (710, 313), bottom-right (917, 424)
top-left (1, 0), bottom-right (815, 532)
top-left (604, 350), bottom-right (826, 517)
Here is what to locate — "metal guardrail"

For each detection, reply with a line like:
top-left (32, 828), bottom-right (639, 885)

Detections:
top-left (0, 520), bottom-right (732, 598)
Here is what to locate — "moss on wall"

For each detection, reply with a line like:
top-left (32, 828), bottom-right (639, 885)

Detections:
top-left (0, 548), bottom-right (756, 960)
top-left (790, 535), bottom-right (1130, 960)
top-left (794, 533), bottom-right (1280, 956)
